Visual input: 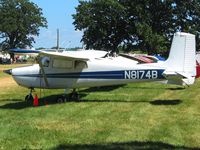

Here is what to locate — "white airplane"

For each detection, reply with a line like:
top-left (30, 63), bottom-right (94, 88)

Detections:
top-left (3, 32), bottom-right (198, 102)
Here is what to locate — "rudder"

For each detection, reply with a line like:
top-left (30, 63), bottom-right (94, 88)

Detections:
top-left (163, 32), bottom-right (196, 85)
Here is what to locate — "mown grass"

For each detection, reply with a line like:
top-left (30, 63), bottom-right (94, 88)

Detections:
top-left (0, 64), bottom-right (200, 149)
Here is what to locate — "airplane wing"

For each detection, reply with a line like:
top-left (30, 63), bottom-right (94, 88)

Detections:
top-left (9, 48), bottom-right (90, 61)
top-left (39, 51), bottom-right (89, 61)
top-left (9, 48), bottom-right (41, 54)
top-left (9, 48), bottom-right (40, 56)
top-left (9, 48), bottom-right (108, 60)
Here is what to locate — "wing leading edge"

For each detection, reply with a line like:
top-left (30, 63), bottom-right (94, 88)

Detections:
top-left (39, 51), bottom-right (89, 61)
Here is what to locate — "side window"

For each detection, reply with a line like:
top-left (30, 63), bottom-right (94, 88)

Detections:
top-left (53, 59), bottom-right (73, 69)
top-left (75, 61), bottom-right (87, 69)
top-left (41, 56), bottom-right (50, 67)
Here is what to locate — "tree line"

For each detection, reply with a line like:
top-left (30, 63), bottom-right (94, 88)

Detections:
top-left (1, 0), bottom-right (200, 57)
top-left (73, 0), bottom-right (200, 55)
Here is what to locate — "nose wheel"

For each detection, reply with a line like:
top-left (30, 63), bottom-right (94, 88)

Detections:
top-left (25, 88), bottom-right (34, 103)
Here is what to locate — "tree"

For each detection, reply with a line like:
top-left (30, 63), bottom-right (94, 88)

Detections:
top-left (73, 0), bottom-right (128, 52)
top-left (0, 0), bottom-right (47, 58)
top-left (172, 0), bottom-right (200, 50)
top-left (73, 0), bottom-right (200, 54)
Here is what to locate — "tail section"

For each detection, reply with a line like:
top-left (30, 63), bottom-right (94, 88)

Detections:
top-left (163, 32), bottom-right (196, 85)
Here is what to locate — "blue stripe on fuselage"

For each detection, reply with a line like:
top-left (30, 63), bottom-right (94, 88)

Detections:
top-left (14, 69), bottom-right (165, 80)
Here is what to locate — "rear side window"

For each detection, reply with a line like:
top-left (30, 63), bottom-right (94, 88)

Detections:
top-left (53, 59), bottom-right (73, 69)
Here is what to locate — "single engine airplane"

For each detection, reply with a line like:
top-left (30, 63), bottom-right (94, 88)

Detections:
top-left (3, 32), bottom-right (198, 102)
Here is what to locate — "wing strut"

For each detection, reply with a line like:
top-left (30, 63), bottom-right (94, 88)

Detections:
top-left (37, 57), bottom-right (49, 87)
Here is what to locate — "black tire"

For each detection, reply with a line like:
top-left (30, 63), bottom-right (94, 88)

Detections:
top-left (71, 92), bottom-right (80, 101)
top-left (57, 97), bottom-right (64, 103)
top-left (25, 94), bottom-right (33, 103)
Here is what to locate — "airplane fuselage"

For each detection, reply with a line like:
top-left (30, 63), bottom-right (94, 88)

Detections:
top-left (10, 56), bottom-right (166, 89)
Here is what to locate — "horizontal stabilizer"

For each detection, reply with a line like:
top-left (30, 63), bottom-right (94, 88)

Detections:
top-left (162, 71), bottom-right (195, 86)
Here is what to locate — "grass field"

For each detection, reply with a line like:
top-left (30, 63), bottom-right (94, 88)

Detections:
top-left (0, 64), bottom-right (200, 150)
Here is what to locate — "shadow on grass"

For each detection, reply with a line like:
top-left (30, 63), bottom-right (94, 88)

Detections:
top-left (150, 99), bottom-right (182, 105)
top-left (0, 94), bottom-right (62, 109)
top-left (51, 141), bottom-right (199, 150)
top-left (81, 85), bottom-right (126, 92)
top-left (167, 87), bottom-right (185, 91)
top-left (0, 94), bottom-right (182, 110)
top-left (0, 99), bottom-right (29, 109)
top-left (77, 99), bottom-right (182, 106)
top-left (121, 86), bottom-right (185, 91)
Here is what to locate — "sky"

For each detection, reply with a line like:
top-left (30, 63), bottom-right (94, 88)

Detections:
top-left (30, 0), bottom-right (83, 49)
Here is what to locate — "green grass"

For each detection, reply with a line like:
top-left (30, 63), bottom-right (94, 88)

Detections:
top-left (0, 64), bottom-right (200, 149)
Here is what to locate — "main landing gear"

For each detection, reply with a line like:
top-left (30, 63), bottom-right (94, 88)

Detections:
top-left (57, 89), bottom-right (80, 103)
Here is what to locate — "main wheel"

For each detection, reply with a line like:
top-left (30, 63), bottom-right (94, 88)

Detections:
top-left (57, 95), bottom-right (68, 103)
top-left (57, 97), bottom-right (64, 103)
top-left (71, 92), bottom-right (80, 101)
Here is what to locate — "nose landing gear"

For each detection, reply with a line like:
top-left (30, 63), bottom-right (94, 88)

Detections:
top-left (25, 88), bottom-right (34, 103)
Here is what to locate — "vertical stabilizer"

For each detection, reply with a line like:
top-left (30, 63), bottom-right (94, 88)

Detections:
top-left (164, 32), bottom-right (196, 85)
